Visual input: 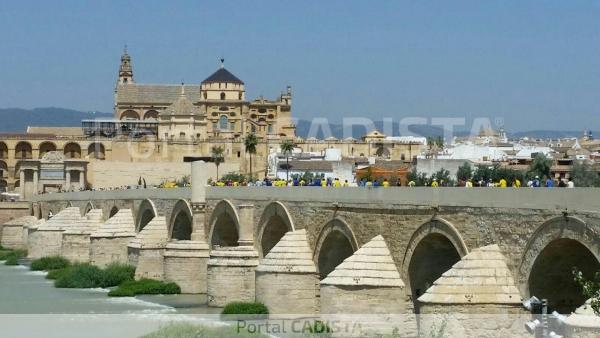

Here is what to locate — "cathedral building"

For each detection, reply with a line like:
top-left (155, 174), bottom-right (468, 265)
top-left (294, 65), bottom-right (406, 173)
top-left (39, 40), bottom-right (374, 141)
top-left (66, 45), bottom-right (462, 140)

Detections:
top-left (114, 50), bottom-right (296, 142)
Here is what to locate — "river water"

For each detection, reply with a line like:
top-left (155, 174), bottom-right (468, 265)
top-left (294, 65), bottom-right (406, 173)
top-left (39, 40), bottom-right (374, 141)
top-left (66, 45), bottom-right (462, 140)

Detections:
top-left (0, 262), bottom-right (222, 337)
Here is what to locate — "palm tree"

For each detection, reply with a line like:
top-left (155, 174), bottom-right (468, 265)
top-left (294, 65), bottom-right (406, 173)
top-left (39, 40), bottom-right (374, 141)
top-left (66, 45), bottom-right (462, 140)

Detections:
top-left (211, 146), bottom-right (224, 181)
top-left (244, 133), bottom-right (258, 180)
top-left (280, 140), bottom-right (295, 182)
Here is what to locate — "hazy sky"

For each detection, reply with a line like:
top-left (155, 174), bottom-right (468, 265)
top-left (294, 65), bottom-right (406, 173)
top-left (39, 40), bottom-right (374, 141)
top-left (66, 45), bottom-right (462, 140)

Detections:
top-left (1, 1), bottom-right (599, 131)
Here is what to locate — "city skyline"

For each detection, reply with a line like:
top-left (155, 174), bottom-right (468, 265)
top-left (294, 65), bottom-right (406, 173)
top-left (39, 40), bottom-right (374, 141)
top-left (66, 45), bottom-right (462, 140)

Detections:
top-left (1, 1), bottom-right (599, 131)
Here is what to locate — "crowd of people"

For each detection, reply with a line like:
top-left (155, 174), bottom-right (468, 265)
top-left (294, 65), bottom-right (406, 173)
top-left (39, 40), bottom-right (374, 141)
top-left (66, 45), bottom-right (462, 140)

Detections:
top-left (210, 175), bottom-right (576, 188)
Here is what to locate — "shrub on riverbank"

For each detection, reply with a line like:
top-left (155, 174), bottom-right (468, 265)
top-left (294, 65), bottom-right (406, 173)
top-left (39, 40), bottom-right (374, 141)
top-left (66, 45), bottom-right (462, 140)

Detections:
top-left (221, 302), bottom-right (269, 315)
top-left (140, 323), bottom-right (269, 338)
top-left (54, 263), bottom-right (104, 288)
top-left (31, 256), bottom-right (70, 271)
top-left (46, 268), bottom-right (69, 280)
top-left (100, 263), bottom-right (135, 287)
top-left (108, 278), bottom-right (180, 297)
top-left (52, 262), bottom-right (135, 288)
top-left (1, 249), bottom-right (27, 265)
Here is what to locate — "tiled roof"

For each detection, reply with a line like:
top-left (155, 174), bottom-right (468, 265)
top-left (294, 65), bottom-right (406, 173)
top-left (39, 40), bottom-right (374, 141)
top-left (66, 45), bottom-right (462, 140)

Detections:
top-left (321, 235), bottom-right (404, 287)
top-left (418, 244), bottom-right (522, 304)
top-left (202, 68), bottom-right (243, 84)
top-left (116, 84), bottom-right (201, 104)
top-left (128, 216), bottom-right (168, 249)
top-left (91, 209), bottom-right (136, 238)
top-left (256, 229), bottom-right (316, 273)
top-left (64, 209), bottom-right (103, 234)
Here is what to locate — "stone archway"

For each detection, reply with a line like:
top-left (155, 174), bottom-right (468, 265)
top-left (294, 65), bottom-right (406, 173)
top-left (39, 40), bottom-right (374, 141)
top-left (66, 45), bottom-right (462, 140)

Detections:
top-left (313, 217), bottom-right (359, 280)
top-left (257, 201), bottom-right (295, 257)
top-left (402, 218), bottom-right (469, 312)
top-left (83, 202), bottom-right (95, 216)
top-left (38, 142), bottom-right (57, 158)
top-left (518, 216), bottom-right (600, 313)
top-left (169, 200), bottom-right (193, 240)
top-left (136, 199), bottom-right (158, 232)
top-left (109, 206), bottom-right (119, 218)
top-left (208, 200), bottom-right (240, 248)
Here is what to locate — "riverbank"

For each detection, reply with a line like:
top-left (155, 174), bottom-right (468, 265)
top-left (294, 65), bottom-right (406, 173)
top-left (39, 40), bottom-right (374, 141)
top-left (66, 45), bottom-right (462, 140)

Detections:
top-left (0, 262), bottom-right (223, 337)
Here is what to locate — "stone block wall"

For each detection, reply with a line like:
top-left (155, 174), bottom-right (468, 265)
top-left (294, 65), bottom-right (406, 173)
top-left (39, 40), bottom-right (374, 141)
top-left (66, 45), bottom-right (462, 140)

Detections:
top-left (61, 233), bottom-right (91, 263)
top-left (320, 285), bottom-right (405, 314)
top-left (131, 248), bottom-right (165, 280)
top-left (27, 230), bottom-right (63, 259)
top-left (207, 265), bottom-right (256, 307)
top-left (1, 224), bottom-right (25, 249)
top-left (0, 202), bottom-right (30, 227)
top-left (419, 303), bottom-right (529, 338)
top-left (255, 271), bottom-right (319, 315)
top-left (90, 237), bottom-right (134, 268)
top-left (164, 255), bottom-right (208, 295)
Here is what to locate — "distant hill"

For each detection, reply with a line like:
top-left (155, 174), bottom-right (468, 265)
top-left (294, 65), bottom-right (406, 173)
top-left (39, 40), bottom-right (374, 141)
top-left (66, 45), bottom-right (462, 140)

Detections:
top-left (0, 107), bottom-right (593, 140)
top-left (0, 107), bottom-right (112, 133)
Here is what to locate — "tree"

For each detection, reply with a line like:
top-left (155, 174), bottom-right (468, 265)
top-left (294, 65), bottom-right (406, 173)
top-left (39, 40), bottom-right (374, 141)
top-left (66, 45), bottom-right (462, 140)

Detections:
top-left (407, 168), bottom-right (429, 186)
top-left (211, 146), bottom-right (225, 181)
top-left (573, 268), bottom-right (600, 315)
top-left (280, 140), bottom-right (295, 182)
top-left (456, 162), bottom-right (473, 182)
top-left (244, 133), bottom-right (258, 180)
top-left (528, 153), bottom-right (552, 179)
top-left (571, 161), bottom-right (600, 187)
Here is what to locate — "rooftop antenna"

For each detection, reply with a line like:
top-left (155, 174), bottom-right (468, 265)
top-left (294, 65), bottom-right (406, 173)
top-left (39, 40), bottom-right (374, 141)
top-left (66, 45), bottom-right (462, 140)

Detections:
top-left (124, 44), bottom-right (128, 54)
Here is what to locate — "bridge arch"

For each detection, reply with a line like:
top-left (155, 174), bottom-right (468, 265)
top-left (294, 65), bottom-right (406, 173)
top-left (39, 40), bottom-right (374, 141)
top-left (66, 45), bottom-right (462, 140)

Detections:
top-left (257, 201), bottom-right (295, 257)
top-left (109, 206), bottom-right (119, 218)
top-left (169, 199), bottom-right (193, 240)
top-left (83, 201), bottom-right (95, 215)
top-left (208, 200), bottom-right (240, 248)
top-left (136, 199), bottom-right (158, 232)
top-left (313, 217), bottom-right (359, 280)
top-left (402, 217), bottom-right (468, 312)
top-left (518, 216), bottom-right (600, 313)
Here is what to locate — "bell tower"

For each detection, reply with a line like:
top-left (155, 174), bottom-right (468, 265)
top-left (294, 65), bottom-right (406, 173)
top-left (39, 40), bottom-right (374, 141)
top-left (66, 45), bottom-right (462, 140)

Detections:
top-left (118, 45), bottom-right (134, 85)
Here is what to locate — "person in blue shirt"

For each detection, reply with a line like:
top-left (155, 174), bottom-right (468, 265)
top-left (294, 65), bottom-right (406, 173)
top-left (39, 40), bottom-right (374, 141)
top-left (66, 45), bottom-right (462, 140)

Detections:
top-left (533, 176), bottom-right (541, 187)
top-left (545, 177), bottom-right (554, 188)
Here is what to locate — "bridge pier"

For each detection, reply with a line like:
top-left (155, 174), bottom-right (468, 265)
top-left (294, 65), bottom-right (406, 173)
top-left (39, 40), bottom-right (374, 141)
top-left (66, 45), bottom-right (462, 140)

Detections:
top-left (417, 245), bottom-right (527, 338)
top-left (164, 202), bottom-right (210, 295)
top-left (61, 209), bottom-right (103, 263)
top-left (0, 216), bottom-right (36, 250)
top-left (90, 209), bottom-right (136, 268)
top-left (255, 229), bottom-right (319, 315)
top-left (207, 246), bottom-right (259, 307)
top-left (27, 207), bottom-right (81, 259)
top-left (128, 216), bottom-right (168, 280)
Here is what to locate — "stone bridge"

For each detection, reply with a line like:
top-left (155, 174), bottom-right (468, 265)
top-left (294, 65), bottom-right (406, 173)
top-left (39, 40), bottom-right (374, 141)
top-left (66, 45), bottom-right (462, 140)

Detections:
top-left (5, 182), bottom-right (600, 336)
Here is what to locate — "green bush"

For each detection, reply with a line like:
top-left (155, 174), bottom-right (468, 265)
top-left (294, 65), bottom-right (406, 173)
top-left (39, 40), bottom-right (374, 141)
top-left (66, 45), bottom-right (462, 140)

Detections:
top-left (30, 256), bottom-right (70, 271)
top-left (46, 268), bottom-right (69, 280)
top-left (141, 323), bottom-right (269, 338)
top-left (108, 279), bottom-right (181, 297)
top-left (3, 250), bottom-right (26, 265)
top-left (221, 302), bottom-right (269, 315)
top-left (99, 263), bottom-right (135, 287)
top-left (54, 263), bottom-right (104, 288)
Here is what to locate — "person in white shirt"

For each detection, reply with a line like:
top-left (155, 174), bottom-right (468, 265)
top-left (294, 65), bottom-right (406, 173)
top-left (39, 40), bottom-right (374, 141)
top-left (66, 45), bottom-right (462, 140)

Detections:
top-left (567, 178), bottom-right (575, 188)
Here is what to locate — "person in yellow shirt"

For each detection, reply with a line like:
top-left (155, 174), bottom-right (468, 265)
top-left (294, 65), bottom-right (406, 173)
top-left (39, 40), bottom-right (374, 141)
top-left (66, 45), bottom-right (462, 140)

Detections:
top-left (513, 179), bottom-right (521, 188)
top-left (334, 178), bottom-right (341, 187)
top-left (382, 179), bottom-right (390, 187)
top-left (299, 179), bottom-right (305, 186)
top-left (499, 178), bottom-right (507, 188)
top-left (431, 179), bottom-right (439, 187)
top-left (465, 180), bottom-right (473, 188)
top-left (408, 180), bottom-right (416, 187)
top-left (343, 179), bottom-right (349, 187)
top-left (321, 179), bottom-right (327, 187)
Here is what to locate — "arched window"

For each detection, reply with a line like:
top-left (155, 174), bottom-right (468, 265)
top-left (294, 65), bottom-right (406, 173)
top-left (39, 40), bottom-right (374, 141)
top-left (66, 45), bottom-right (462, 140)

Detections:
top-left (39, 142), bottom-right (57, 158)
top-left (64, 143), bottom-right (82, 159)
top-left (120, 110), bottom-right (140, 120)
top-left (219, 115), bottom-right (228, 130)
top-left (144, 110), bottom-right (159, 120)
top-left (15, 142), bottom-right (32, 159)
top-left (0, 142), bottom-right (7, 159)
top-left (220, 92), bottom-right (226, 100)
top-left (87, 143), bottom-right (106, 160)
